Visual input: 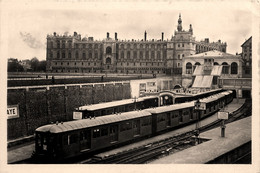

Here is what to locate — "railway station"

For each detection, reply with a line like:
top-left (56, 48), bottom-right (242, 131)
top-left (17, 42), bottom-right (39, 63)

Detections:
top-left (4, 3), bottom-right (256, 173)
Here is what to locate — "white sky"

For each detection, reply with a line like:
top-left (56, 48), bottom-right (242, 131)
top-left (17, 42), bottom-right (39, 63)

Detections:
top-left (1, 0), bottom-right (255, 61)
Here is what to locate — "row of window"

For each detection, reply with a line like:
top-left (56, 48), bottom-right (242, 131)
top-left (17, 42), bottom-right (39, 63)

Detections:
top-left (185, 62), bottom-right (238, 74)
top-left (50, 42), bottom-right (167, 50)
top-left (53, 62), bottom-right (99, 66)
top-left (119, 51), bottom-right (166, 60)
top-left (52, 61), bottom-right (165, 67)
top-left (50, 51), bottom-right (102, 60)
top-left (50, 42), bottom-right (102, 49)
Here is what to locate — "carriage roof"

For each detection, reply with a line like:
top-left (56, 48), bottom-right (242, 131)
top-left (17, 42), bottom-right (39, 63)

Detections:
top-left (36, 110), bottom-right (151, 133)
top-left (147, 91), bottom-right (231, 114)
top-left (77, 95), bottom-right (158, 111)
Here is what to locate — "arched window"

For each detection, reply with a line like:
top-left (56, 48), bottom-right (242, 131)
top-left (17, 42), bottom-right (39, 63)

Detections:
top-left (120, 44), bottom-right (124, 49)
top-left (140, 51), bottom-right (143, 59)
top-left (106, 58), bottom-right (111, 64)
top-left (75, 51), bottom-right (79, 59)
top-left (134, 51), bottom-right (137, 59)
top-left (133, 44), bottom-right (137, 49)
top-left (56, 41), bottom-right (60, 48)
top-left (195, 62), bottom-right (201, 66)
top-left (127, 51), bottom-right (131, 59)
top-left (157, 44), bottom-right (161, 49)
top-left (68, 52), bottom-right (71, 59)
top-left (214, 62), bottom-right (219, 65)
top-left (121, 51), bottom-right (124, 59)
top-left (82, 52), bottom-right (86, 59)
top-left (89, 52), bottom-right (92, 59)
top-left (94, 44), bottom-right (98, 49)
top-left (95, 51), bottom-right (98, 59)
top-left (157, 51), bottom-right (161, 59)
top-left (145, 51), bottom-right (149, 59)
top-left (62, 42), bottom-right (65, 49)
top-left (151, 51), bottom-right (155, 59)
top-left (127, 44), bottom-right (131, 49)
top-left (68, 41), bottom-right (72, 48)
top-left (186, 62), bottom-right (192, 74)
top-left (89, 44), bottom-right (92, 49)
top-left (140, 44), bottom-right (143, 49)
top-left (151, 44), bottom-right (155, 49)
top-left (222, 62), bottom-right (229, 74)
top-left (106, 46), bottom-right (112, 54)
top-left (145, 44), bottom-right (149, 49)
top-left (231, 62), bottom-right (238, 74)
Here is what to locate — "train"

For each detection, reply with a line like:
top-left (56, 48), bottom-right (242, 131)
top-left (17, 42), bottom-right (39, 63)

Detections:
top-left (73, 89), bottom-right (224, 119)
top-left (34, 90), bottom-right (233, 162)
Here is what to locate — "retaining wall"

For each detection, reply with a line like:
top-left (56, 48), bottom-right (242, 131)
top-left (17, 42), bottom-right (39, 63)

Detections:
top-left (7, 81), bottom-right (131, 140)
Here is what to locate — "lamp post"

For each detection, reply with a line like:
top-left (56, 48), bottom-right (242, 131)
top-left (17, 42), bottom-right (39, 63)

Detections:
top-left (194, 99), bottom-right (206, 145)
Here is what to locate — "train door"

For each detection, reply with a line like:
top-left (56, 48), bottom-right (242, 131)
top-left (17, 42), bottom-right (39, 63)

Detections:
top-left (166, 112), bottom-right (171, 127)
top-left (133, 119), bottom-right (140, 136)
top-left (80, 130), bottom-right (91, 151)
top-left (179, 110), bottom-right (183, 123)
top-left (109, 125), bottom-right (118, 142)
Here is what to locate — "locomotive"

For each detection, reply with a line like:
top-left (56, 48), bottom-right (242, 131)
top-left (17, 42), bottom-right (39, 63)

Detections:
top-left (34, 90), bottom-right (233, 162)
top-left (73, 89), bottom-right (224, 119)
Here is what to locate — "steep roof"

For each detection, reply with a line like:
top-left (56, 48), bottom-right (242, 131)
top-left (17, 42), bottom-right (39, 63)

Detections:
top-left (241, 36), bottom-right (252, 47)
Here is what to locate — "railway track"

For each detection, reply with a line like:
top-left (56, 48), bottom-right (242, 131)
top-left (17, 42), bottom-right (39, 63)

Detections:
top-left (81, 99), bottom-right (252, 164)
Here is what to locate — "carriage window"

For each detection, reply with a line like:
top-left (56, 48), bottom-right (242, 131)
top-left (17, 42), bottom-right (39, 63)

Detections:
top-left (101, 128), bottom-right (108, 136)
top-left (141, 117), bottom-right (151, 126)
top-left (157, 114), bottom-right (165, 122)
top-left (68, 134), bottom-right (78, 145)
top-left (120, 122), bottom-right (132, 132)
top-left (93, 129), bottom-right (100, 138)
top-left (80, 130), bottom-right (89, 141)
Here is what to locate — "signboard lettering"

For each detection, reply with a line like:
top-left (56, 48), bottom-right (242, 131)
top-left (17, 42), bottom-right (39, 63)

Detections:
top-left (7, 105), bottom-right (19, 119)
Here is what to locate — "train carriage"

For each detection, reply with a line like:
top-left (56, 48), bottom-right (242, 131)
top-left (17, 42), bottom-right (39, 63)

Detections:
top-left (34, 90), bottom-right (233, 162)
top-left (35, 110), bottom-right (152, 161)
top-left (74, 96), bottom-right (159, 119)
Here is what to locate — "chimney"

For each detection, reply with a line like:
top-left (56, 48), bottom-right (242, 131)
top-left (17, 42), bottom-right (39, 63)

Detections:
top-left (53, 32), bottom-right (56, 36)
top-left (144, 31), bottom-right (147, 41)
top-left (74, 32), bottom-right (77, 36)
top-left (162, 32), bottom-right (164, 41)
top-left (107, 32), bottom-right (109, 39)
top-left (115, 32), bottom-right (117, 40)
top-left (218, 39), bottom-right (221, 43)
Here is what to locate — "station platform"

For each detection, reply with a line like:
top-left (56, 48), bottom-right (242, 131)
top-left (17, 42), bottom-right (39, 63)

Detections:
top-left (150, 116), bottom-right (251, 164)
top-left (94, 99), bottom-right (245, 159)
top-left (7, 99), bottom-right (245, 163)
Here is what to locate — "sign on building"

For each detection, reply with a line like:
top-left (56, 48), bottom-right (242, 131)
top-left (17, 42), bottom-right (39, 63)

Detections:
top-left (7, 105), bottom-right (19, 119)
top-left (218, 111), bottom-right (229, 120)
top-left (73, 111), bottom-right (83, 120)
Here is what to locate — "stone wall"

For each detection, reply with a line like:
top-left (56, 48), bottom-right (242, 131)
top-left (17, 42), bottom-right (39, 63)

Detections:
top-left (7, 81), bottom-right (131, 140)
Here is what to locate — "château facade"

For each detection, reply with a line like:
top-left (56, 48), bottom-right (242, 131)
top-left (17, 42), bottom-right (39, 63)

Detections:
top-left (46, 14), bottom-right (227, 75)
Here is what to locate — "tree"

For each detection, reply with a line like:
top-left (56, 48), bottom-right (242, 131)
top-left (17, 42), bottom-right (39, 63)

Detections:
top-left (38, 60), bottom-right (46, 72)
top-left (8, 58), bottom-right (24, 72)
top-left (30, 57), bottom-right (39, 71)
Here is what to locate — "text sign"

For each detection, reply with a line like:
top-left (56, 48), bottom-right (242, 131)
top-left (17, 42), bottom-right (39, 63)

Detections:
top-left (73, 111), bottom-right (83, 120)
top-left (194, 102), bottom-right (206, 110)
top-left (7, 105), bottom-right (19, 119)
top-left (218, 111), bottom-right (229, 120)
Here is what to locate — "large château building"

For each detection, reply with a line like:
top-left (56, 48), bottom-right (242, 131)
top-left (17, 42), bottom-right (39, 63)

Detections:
top-left (46, 14), bottom-right (227, 75)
